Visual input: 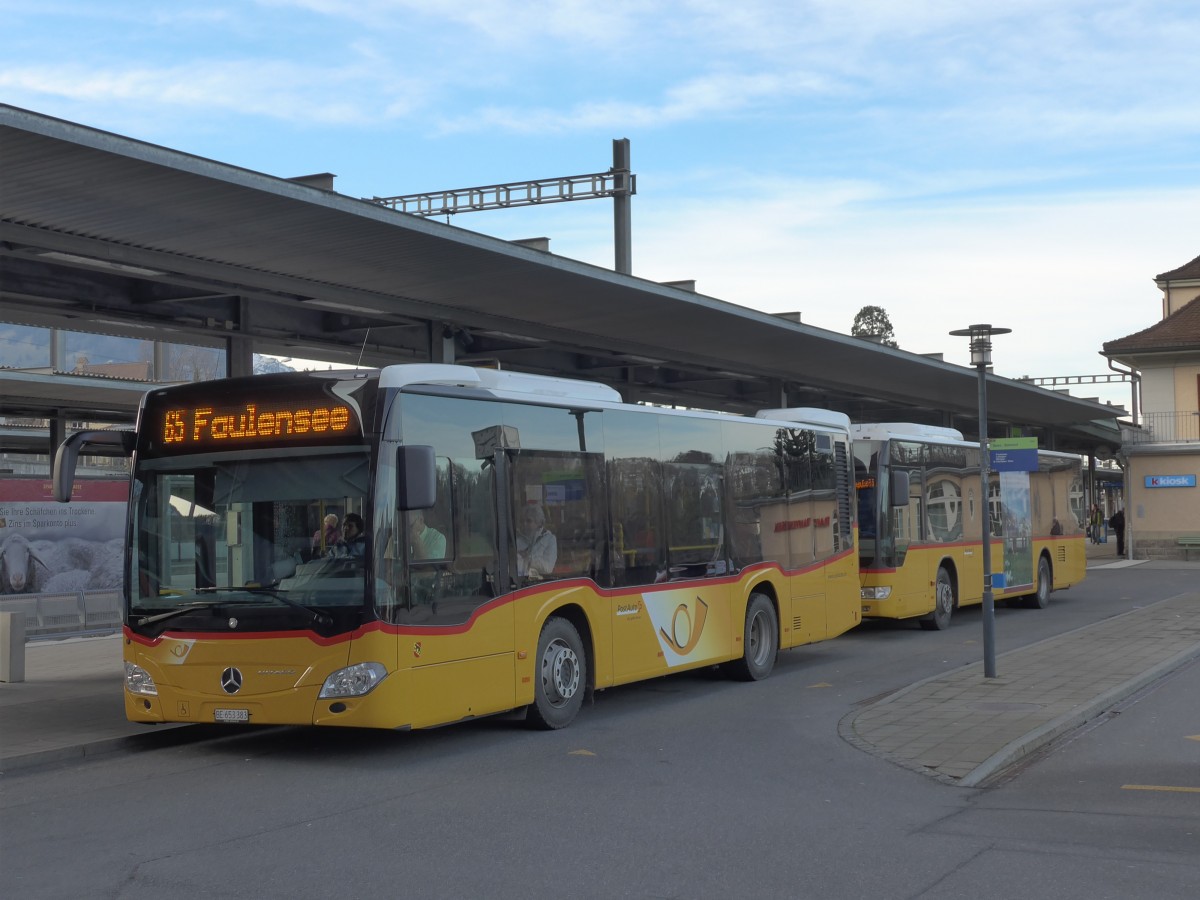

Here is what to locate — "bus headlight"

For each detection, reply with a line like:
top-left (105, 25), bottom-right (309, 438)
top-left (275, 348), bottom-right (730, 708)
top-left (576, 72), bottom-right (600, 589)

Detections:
top-left (124, 661), bottom-right (158, 696)
top-left (319, 662), bottom-right (388, 698)
top-left (860, 586), bottom-right (892, 600)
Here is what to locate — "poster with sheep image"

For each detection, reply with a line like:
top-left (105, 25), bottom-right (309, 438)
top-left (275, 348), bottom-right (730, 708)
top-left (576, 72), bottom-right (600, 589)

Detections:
top-left (0, 478), bottom-right (127, 596)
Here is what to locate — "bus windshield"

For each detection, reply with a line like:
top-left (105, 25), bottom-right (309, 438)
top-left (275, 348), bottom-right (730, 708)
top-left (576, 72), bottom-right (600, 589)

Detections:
top-left (854, 441), bottom-right (885, 567)
top-left (130, 448), bottom-right (371, 627)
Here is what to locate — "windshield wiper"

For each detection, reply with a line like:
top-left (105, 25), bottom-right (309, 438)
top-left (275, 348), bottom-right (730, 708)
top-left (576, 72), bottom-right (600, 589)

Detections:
top-left (235, 587), bottom-right (333, 627)
top-left (133, 587), bottom-right (334, 631)
top-left (194, 585), bottom-right (333, 628)
top-left (134, 599), bottom-right (236, 628)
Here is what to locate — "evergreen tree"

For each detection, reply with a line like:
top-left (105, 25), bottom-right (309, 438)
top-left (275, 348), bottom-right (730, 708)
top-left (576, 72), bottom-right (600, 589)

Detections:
top-left (851, 306), bottom-right (898, 348)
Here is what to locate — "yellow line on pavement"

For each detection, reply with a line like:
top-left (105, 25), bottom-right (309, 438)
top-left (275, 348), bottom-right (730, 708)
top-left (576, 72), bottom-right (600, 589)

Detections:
top-left (1122, 784), bottom-right (1200, 793)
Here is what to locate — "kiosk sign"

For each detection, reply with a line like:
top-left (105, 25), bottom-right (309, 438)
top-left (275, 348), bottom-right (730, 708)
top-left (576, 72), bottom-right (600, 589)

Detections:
top-left (1144, 474), bottom-right (1197, 488)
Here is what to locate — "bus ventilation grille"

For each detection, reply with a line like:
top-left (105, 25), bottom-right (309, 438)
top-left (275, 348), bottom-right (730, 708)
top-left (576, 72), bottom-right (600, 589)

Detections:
top-left (1055, 547), bottom-right (1067, 563)
top-left (793, 616), bottom-right (803, 633)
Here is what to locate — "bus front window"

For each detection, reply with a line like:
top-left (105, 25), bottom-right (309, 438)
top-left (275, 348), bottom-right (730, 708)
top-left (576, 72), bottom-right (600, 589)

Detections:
top-left (132, 450), bottom-right (370, 629)
top-left (856, 468), bottom-right (878, 565)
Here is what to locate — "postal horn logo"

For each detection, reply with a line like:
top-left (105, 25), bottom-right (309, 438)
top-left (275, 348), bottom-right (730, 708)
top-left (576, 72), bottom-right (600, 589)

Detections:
top-left (659, 597), bottom-right (709, 655)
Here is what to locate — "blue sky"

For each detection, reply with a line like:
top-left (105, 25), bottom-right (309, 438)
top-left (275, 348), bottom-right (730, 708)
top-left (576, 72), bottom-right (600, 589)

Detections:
top-left (4, 1), bottom-right (1200, 409)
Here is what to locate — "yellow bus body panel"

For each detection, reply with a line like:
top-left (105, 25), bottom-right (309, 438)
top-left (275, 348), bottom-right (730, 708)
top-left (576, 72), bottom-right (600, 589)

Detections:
top-left (860, 534), bottom-right (1086, 620)
top-left (124, 631), bottom-right (352, 726)
top-left (125, 551), bottom-right (862, 731)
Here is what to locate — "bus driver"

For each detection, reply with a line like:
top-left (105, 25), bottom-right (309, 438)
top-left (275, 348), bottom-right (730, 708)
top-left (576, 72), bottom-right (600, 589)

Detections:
top-left (407, 510), bottom-right (446, 560)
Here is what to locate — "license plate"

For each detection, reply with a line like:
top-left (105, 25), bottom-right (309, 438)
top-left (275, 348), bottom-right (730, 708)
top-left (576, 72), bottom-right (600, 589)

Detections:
top-left (214, 708), bottom-right (249, 723)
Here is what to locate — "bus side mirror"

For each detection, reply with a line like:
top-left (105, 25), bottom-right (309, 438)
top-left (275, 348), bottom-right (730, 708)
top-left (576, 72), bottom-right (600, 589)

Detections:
top-left (397, 445), bottom-right (436, 510)
top-left (53, 430), bottom-right (135, 502)
top-left (890, 470), bottom-right (910, 507)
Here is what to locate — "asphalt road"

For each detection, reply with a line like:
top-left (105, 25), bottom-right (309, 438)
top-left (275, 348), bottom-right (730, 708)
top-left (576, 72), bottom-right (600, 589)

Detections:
top-left (912, 657), bottom-right (1200, 900)
top-left (2, 565), bottom-right (1196, 899)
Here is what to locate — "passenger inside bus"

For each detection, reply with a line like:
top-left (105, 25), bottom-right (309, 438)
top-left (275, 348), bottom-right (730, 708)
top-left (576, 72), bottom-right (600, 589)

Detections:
top-left (311, 513), bottom-right (341, 558)
top-left (517, 504), bottom-right (557, 579)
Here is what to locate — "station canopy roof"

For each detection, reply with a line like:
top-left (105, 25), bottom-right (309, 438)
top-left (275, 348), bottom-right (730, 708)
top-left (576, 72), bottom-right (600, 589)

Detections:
top-left (1, 104), bottom-right (1123, 455)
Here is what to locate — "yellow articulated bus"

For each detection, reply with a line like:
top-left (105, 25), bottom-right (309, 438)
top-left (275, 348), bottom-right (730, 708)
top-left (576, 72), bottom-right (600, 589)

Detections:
top-left (54, 364), bottom-right (862, 731)
top-left (852, 423), bottom-right (1086, 630)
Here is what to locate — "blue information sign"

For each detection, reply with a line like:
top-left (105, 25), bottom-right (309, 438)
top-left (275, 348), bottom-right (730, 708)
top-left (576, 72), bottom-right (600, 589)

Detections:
top-left (1144, 474), bottom-right (1197, 488)
top-left (990, 437), bottom-right (1038, 473)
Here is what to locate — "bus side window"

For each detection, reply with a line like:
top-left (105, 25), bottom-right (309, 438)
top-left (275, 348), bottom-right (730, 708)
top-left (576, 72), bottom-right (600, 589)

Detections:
top-left (397, 455), bottom-right (503, 626)
top-left (509, 451), bottom-right (603, 585)
top-left (664, 460), bottom-right (726, 578)
top-left (608, 457), bottom-right (665, 587)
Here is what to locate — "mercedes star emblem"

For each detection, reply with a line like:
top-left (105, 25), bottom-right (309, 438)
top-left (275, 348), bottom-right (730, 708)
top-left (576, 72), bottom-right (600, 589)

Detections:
top-left (220, 667), bottom-right (243, 694)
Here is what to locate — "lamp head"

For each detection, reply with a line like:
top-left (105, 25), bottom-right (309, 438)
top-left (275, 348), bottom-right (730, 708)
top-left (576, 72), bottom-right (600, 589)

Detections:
top-left (949, 324), bottom-right (1012, 367)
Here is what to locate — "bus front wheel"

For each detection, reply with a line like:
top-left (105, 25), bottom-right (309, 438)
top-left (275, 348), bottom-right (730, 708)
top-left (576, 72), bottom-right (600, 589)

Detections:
top-left (727, 593), bottom-right (778, 682)
top-left (527, 617), bottom-right (587, 730)
top-left (920, 568), bottom-right (954, 631)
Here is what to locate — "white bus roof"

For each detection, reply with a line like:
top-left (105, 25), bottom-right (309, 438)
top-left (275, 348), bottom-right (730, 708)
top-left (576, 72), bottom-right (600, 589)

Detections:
top-left (850, 422), bottom-right (966, 443)
top-left (379, 364), bottom-right (851, 432)
top-left (379, 364), bottom-right (624, 404)
top-left (756, 407), bottom-right (852, 431)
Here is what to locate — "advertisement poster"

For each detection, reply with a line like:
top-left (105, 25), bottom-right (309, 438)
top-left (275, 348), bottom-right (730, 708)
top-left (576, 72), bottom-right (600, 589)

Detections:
top-left (998, 471), bottom-right (1033, 590)
top-left (0, 478), bottom-right (127, 595)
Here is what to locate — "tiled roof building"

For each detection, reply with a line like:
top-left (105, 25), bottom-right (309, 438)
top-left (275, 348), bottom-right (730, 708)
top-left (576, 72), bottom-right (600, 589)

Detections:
top-left (1101, 253), bottom-right (1200, 560)
top-left (1103, 291), bottom-right (1200, 356)
top-left (1153, 252), bottom-right (1200, 318)
top-left (1155, 252), bottom-right (1200, 282)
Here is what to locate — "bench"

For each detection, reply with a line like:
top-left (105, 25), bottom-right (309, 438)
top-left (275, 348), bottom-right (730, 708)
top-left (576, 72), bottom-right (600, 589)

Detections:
top-left (1179, 536), bottom-right (1200, 561)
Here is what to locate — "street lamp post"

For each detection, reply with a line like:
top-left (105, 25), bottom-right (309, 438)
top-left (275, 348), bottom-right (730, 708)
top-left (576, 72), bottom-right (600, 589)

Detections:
top-left (949, 323), bottom-right (1011, 679)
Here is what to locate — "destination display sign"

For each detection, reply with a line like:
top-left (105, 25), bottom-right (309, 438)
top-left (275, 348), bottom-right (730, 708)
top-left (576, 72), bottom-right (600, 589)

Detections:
top-left (151, 391), bottom-right (361, 454)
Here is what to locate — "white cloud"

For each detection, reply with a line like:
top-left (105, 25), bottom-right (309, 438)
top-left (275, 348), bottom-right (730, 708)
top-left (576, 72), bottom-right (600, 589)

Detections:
top-left (5, 0), bottom-right (1197, 413)
top-left (435, 69), bottom-right (833, 135)
top-left (0, 59), bottom-right (430, 125)
top-left (521, 176), bottom-right (1197, 410)
top-left (255, 0), bottom-right (655, 44)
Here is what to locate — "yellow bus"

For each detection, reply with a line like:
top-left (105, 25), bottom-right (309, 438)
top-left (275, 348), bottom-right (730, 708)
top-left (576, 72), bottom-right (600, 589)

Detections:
top-left (853, 423), bottom-right (1086, 630)
top-left (54, 364), bottom-right (863, 730)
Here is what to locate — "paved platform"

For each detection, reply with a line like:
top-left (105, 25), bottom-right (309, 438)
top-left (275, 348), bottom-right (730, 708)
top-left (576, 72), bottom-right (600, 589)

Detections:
top-left (3, 553), bottom-right (1199, 781)
top-left (0, 634), bottom-right (192, 772)
top-left (843, 584), bottom-right (1200, 785)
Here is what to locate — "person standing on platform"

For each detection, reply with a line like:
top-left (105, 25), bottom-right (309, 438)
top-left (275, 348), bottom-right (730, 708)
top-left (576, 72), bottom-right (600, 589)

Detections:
top-left (1110, 507), bottom-right (1126, 556)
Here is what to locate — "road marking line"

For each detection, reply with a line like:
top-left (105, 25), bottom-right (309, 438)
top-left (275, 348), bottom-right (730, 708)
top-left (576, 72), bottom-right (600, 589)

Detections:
top-left (1122, 784), bottom-right (1200, 793)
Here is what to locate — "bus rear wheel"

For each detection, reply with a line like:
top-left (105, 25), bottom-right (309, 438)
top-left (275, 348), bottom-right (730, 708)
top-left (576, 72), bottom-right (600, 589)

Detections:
top-left (527, 617), bottom-right (586, 730)
top-left (920, 568), bottom-right (954, 631)
top-left (1024, 556), bottom-right (1052, 609)
top-left (727, 593), bottom-right (778, 682)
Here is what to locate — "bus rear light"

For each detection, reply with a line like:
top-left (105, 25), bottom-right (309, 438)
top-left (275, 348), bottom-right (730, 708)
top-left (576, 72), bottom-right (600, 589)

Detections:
top-left (319, 662), bottom-right (388, 698)
top-left (124, 661), bottom-right (158, 696)
top-left (860, 586), bottom-right (892, 600)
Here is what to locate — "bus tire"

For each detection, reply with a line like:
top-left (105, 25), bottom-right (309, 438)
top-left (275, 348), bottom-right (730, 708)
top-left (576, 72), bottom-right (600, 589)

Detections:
top-left (527, 617), bottom-right (586, 730)
top-left (727, 593), bottom-right (778, 682)
top-left (920, 567), bottom-right (954, 631)
top-left (1025, 555), bottom-right (1052, 609)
